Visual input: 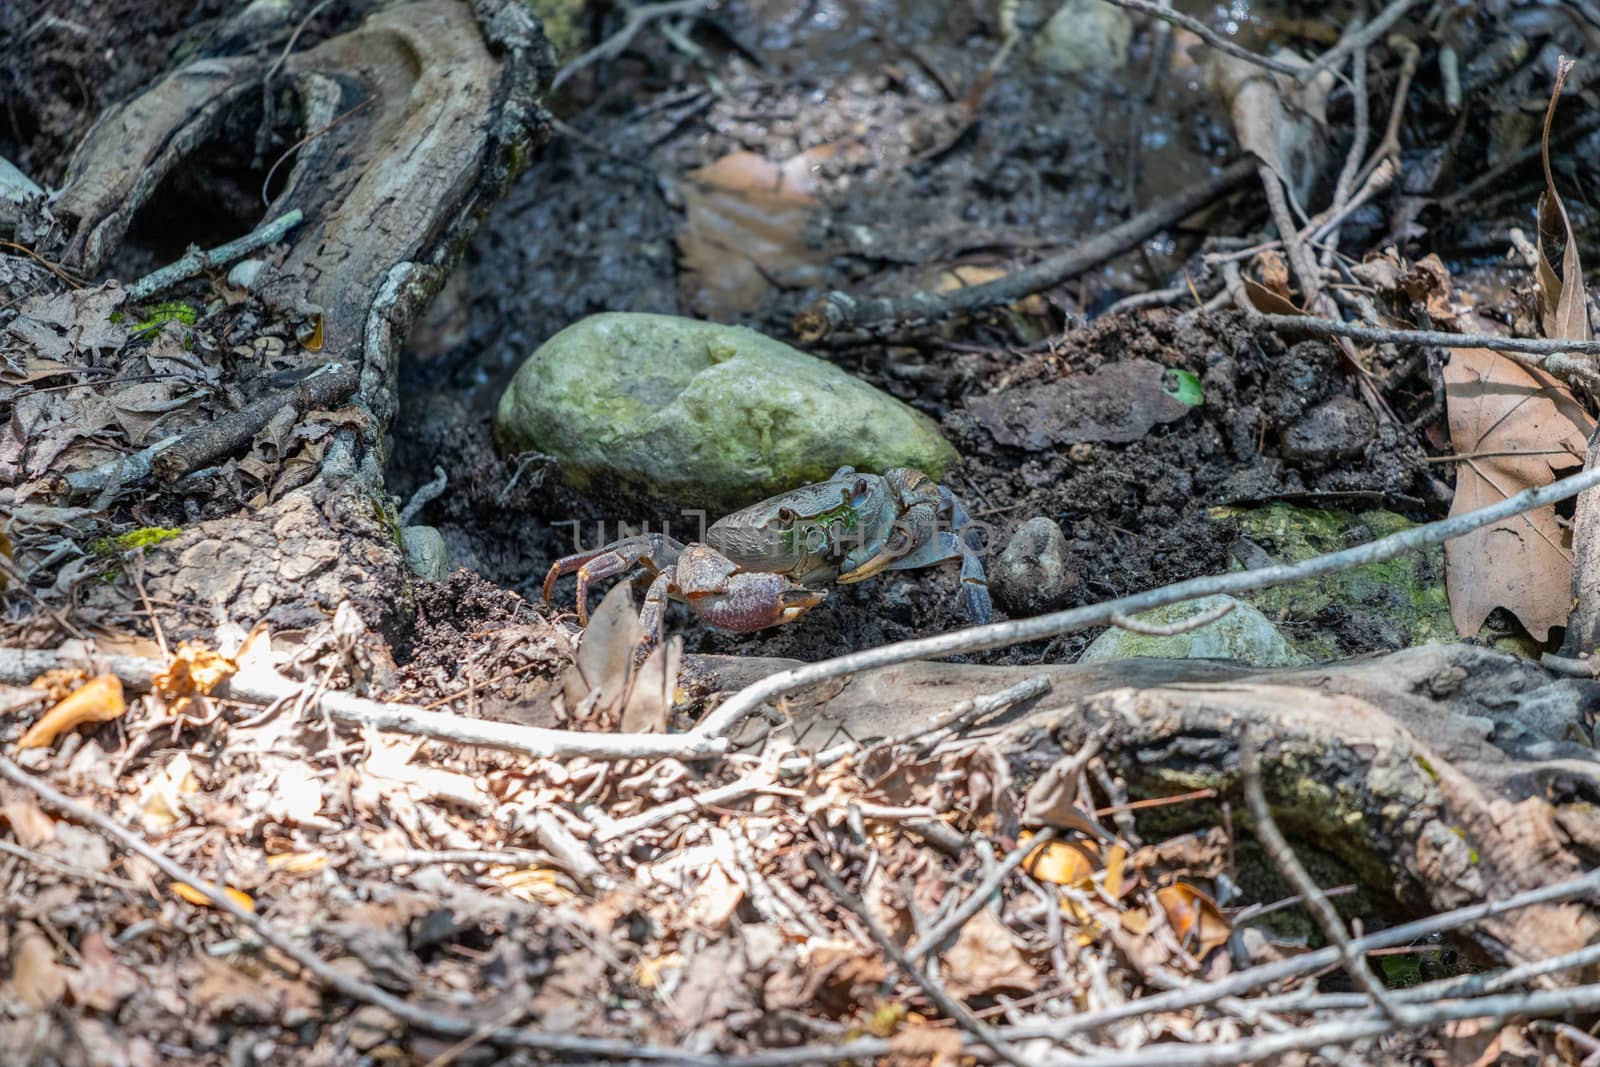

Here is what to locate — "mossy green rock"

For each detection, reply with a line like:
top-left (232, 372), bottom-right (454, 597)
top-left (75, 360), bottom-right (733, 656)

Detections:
top-left (496, 313), bottom-right (959, 512)
top-left (1079, 594), bottom-right (1308, 667)
top-left (1217, 503), bottom-right (1454, 660)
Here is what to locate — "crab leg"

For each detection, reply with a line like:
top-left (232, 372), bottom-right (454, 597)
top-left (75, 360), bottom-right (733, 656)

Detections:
top-left (836, 477), bottom-right (993, 623)
top-left (541, 533), bottom-right (685, 625)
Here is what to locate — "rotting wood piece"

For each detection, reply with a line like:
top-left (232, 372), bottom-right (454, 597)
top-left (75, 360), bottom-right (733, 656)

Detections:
top-left (1003, 645), bottom-right (1600, 977)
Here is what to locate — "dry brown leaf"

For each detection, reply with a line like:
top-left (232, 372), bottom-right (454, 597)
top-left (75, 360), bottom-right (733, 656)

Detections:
top-left (940, 906), bottom-right (1038, 998)
top-left (1207, 51), bottom-right (1332, 209)
top-left (170, 881), bottom-right (256, 912)
top-left (676, 145), bottom-right (840, 318)
top-left (887, 1024), bottom-right (964, 1065)
top-left (1023, 836), bottom-right (1100, 887)
top-left (18, 674), bottom-right (126, 750)
top-left (1443, 347), bottom-right (1593, 639)
top-left (1242, 276), bottom-right (1304, 316)
top-left (67, 932), bottom-right (144, 1012)
top-left (1535, 58), bottom-right (1591, 343)
top-left (1401, 254), bottom-right (1458, 327)
top-left (152, 641), bottom-right (236, 719)
top-left (565, 582), bottom-right (644, 722)
top-left (1020, 752), bottom-right (1104, 836)
top-left (0, 799), bottom-right (55, 847)
top-left (1103, 842), bottom-right (1128, 898)
top-left (620, 634), bottom-right (680, 734)
top-left (1156, 882), bottom-right (1231, 957)
top-left (6, 923), bottom-right (68, 1009)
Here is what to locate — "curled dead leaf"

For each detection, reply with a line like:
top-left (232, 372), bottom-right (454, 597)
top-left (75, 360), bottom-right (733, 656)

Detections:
top-left (153, 640), bottom-right (237, 719)
top-left (170, 881), bottom-right (256, 912)
top-left (1023, 835), bottom-right (1100, 887)
top-left (1156, 882), bottom-right (1231, 957)
top-left (18, 674), bottom-right (126, 750)
top-left (1535, 58), bottom-right (1590, 344)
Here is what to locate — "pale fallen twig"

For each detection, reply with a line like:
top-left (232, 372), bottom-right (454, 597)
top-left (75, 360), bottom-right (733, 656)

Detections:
top-left (0, 647), bottom-right (728, 762)
top-left (1241, 734), bottom-right (1411, 1023)
top-left (1109, 599), bottom-right (1234, 637)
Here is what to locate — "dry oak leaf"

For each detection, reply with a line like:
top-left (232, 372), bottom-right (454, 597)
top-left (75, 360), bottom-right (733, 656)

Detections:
top-left (17, 674), bottom-right (125, 750)
top-left (677, 145), bottom-right (841, 318)
top-left (1443, 348), bottom-right (1593, 639)
top-left (939, 907), bottom-right (1038, 999)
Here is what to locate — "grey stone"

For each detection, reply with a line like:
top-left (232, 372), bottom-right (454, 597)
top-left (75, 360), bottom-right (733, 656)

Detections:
top-left (495, 312), bottom-right (958, 513)
top-left (227, 259), bottom-right (266, 291)
top-left (992, 517), bottom-right (1078, 616)
top-left (402, 525), bottom-right (450, 582)
top-left (1033, 0), bottom-right (1133, 74)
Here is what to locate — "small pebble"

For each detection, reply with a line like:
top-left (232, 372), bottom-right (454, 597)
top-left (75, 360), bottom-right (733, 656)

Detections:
top-left (227, 258), bottom-right (265, 290)
top-left (992, 517), bottom-right (1079, 617)
top-left (402, 525), bottom-right (451, 582)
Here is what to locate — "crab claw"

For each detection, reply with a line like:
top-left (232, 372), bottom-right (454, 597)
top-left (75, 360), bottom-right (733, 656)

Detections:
top-left (675, 545), bottom-right (828, 632)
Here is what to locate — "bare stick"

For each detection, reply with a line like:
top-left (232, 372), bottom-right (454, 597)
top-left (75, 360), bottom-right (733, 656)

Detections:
top-left (126, 209), bottom-right (302, 300)
top-left (692, 463), bottom-right (1600, 739)
top-left (905, 828), bottom-right (1056, 963)
top-left (150, 362), bottom-right (361, 483)
top-left (1241, 734), bottom-right (1409, 1022)
top-left (1297, 0), bottom-right (1422, 83)
top-left (1235, 296), bottom-right (1600, 386)
top-left (551, 0), bottom-right (712, 91)
top-left (0, 648), bottom-right (728, 762)
top-left (806, 852), bottom-right (1031, 1067)
top-left (794, 158), bottom-right (1256, 340)
top-left (1096, 0), bottom-right (1306, 78)
top-left (0, 753), bottom-right (718, 1063)
top-left (1109, 598), bottom-right (1234, 636)
top-left (62, 363), bottom-right (362, 496)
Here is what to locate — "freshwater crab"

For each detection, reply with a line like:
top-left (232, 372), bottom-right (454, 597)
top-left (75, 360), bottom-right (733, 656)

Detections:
top-left (542, 466), bottom-right (992, 651)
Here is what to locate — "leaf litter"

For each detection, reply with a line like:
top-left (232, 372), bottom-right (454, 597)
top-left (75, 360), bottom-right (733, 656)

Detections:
top-left (0, 619), bottom-right (1312, 1063)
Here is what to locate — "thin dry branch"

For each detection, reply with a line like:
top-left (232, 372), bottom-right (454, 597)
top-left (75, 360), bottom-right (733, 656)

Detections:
top-left (0, 648), bottom-right (728, 761)
top-left (807, 853), bottom-right (1029, 1067)
top-left (126, 209), bottom-right (303, 300)
top-left (1096, 0), bottom-right (1306, 77)
top-left (1241, 735), bottom-right (1409, 1022)
top-left (1297, 0), bottom-right (1423, 83)
top-left (794, 158), bottom-right (1256, 339)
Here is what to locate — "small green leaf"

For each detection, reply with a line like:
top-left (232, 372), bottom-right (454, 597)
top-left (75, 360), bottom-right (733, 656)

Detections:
top-left (1163, 369), bottom-right (1204, 407)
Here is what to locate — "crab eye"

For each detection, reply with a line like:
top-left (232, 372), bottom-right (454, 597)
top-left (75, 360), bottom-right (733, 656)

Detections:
top-left (777, 505), bottom-right (798, 523)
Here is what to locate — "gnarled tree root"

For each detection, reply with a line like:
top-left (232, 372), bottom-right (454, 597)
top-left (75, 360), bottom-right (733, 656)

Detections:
top-left (47, 0), bottom-right (551, 636)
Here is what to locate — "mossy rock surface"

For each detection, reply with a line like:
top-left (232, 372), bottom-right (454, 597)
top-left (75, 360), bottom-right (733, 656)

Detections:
top-left (496, 313), bottom-right (959, 513)
top-left (1078, 594), bottom-right (1307, 667)
top-left (1217, 503), bottom-right (1453, 660)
